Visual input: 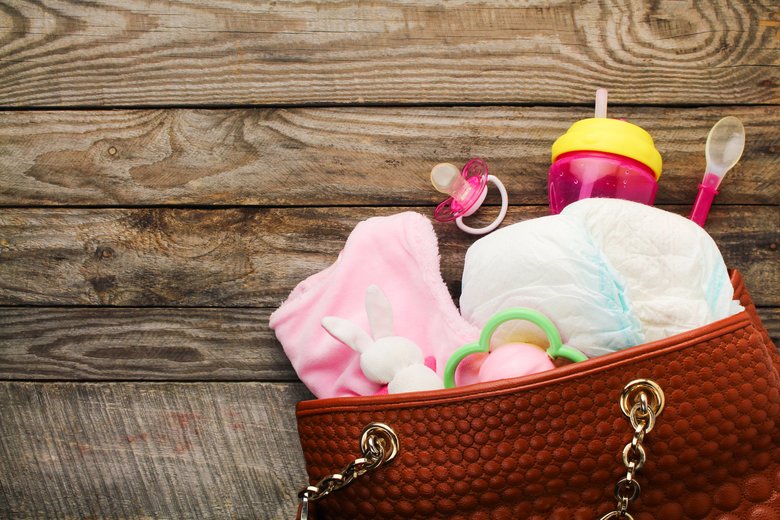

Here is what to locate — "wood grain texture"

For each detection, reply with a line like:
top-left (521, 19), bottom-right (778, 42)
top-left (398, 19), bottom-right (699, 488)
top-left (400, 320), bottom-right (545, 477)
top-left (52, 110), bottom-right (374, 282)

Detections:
top-left (0, 307), bottom-right (296, 381)
top-left (0, 306), bottom-right (777, 381)
top-left (1, 1), bottom-right (777, 519)
top-left (0, 381), bottom-right (310, 519)
top-left (1, 0), bottom-right (778, 107)
top-left (0, 206), bottom-right (777, 307)
top-left (1, 106), bottom-right (779, 206)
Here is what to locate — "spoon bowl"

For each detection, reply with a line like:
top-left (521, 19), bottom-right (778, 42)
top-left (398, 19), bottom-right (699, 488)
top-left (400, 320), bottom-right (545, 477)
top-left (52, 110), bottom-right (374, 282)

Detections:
top-left (690, 116), bottom-right (745, 226)
top-left (705, 116), bottom-right (745, 185)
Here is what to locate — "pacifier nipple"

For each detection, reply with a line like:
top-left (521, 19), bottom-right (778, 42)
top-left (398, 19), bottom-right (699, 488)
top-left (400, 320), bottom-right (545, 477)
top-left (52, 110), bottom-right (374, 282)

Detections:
top-left (431, 163), bottom-right (464, 195)
top-left (431, 162), bottom-right (477, 204)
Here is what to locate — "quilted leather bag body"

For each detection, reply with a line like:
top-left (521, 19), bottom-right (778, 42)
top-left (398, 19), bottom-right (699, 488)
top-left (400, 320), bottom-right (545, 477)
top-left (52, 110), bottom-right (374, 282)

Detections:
top-left (296, 271), bottom-right (780, 519)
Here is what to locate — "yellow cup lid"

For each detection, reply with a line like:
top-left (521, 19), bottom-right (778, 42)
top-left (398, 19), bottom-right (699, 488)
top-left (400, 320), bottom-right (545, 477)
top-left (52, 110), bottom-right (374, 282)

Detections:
top-left (551, 118), bottom-right (663, 179)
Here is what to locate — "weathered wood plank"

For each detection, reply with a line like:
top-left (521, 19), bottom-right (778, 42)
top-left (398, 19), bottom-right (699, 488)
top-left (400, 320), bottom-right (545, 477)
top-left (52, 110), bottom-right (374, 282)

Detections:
top-left (0, 307), bottom-right (296, 381)
top-left (0, 306), bottom-right (777, 381)
top-left (1, 1), bottom-right (777, 107)
top-left (759, 308), bottom-right (780, 346)
top-left (1, 106), bottom-right (779, 206)
top-left (0, 381), bottom-right (310, 519)
top-left (0, 206), bottom-right (777, 308)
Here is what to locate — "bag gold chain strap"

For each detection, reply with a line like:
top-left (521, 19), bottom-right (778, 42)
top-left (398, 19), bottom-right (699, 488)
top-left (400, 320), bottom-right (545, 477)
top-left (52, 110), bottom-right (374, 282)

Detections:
top-left (296, 422), bottom-right (399, 520)
top-left (295, 380), bottom-right (664, 520)
top-left (600, 379), bottom-right (666, 520)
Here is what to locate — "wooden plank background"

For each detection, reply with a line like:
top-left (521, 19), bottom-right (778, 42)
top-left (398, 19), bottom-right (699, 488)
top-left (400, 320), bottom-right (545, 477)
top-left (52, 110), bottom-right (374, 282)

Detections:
top-left (1, 0), bottom-right (778, 106)
top-left (0, 1), bottom-right (778, 519)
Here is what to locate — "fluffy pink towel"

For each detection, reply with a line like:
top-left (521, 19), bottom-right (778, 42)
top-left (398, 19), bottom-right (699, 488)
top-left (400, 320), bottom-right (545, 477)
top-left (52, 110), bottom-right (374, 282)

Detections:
top-left (269, 212), bottom-right (480, 398)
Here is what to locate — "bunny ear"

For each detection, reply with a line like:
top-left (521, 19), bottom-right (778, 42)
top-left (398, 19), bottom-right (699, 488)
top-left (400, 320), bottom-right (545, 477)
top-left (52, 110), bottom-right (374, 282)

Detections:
top-left (321, 316), bottom-right (372, 353)
top-left (365, 285), bottom-right (394, 339)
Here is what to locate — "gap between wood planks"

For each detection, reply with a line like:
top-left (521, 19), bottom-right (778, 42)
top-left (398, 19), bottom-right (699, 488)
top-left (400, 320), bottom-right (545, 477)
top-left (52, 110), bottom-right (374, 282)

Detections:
top-left (3, 101), bottom-right (779, 112)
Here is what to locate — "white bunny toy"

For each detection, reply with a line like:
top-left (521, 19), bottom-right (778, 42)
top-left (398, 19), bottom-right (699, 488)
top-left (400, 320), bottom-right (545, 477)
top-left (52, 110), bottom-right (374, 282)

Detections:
top-left (321, 285), bottom-right (444, 394)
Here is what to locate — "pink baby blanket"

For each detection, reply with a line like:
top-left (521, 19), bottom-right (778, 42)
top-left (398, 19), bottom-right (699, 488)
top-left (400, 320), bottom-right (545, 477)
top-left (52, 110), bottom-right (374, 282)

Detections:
top-left (269, 212), bottom-right (480, 398)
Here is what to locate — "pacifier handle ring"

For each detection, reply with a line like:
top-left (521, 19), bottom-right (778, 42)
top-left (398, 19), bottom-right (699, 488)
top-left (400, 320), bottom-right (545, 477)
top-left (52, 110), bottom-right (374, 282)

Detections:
top-left (443, 308), bottom-right (587, 388)
top-left (455, 175), bottom-right (508, 235)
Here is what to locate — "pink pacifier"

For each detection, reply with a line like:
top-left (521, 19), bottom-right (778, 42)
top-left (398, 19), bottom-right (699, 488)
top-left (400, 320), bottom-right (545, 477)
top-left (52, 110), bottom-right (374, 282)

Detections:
top-left (430, 158), bottom-right (508, 235)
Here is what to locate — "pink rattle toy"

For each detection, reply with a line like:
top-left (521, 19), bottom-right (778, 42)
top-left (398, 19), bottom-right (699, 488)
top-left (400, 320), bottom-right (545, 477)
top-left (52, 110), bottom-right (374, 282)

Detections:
top-left (443, 308), bottom-right (587, 388)
top-left (431, 158), bottom-right (508, 235)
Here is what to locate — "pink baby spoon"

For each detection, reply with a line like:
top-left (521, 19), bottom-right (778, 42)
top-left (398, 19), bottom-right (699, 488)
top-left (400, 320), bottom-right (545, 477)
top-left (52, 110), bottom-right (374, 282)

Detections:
top-left (431, 158), bottom-right (508, 235)
top-left (690, 117), bottom-right (745, 227)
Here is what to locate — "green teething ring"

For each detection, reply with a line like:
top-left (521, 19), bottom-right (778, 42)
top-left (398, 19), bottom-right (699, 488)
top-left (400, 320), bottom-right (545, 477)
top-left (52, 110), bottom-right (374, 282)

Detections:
top-left (443, 308), bottom-right (587, 389)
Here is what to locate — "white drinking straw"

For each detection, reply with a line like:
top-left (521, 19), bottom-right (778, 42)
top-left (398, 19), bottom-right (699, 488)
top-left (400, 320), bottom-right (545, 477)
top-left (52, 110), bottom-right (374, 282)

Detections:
top-left (595, 88), bottom-right (608, 119)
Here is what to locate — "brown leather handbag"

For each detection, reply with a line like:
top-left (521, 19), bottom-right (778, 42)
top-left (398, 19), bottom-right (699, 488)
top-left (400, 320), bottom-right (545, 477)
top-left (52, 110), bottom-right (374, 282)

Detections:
top-left (295, 270), bottom-right (780, 519)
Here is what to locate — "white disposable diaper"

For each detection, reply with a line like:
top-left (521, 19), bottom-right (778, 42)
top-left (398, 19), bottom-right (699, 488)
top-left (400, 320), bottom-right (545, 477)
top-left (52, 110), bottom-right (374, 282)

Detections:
top-left (460, 198), bottom-right (743, 357)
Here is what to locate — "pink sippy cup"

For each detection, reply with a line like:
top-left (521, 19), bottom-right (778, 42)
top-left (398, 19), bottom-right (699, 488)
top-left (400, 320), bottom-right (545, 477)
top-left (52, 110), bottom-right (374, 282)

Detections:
top-left (548, 89), bottom-right (663, 214)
